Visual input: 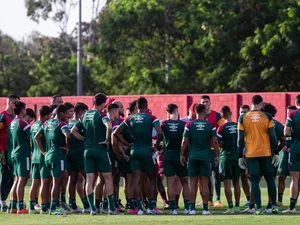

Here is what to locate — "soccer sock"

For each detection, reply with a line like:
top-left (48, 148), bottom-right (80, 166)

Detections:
top-left (108, 194), bottom-right (116, 211)
top-left (246, 196), bottom-right (250, 201)
top-left (266, 202), bottom-right (272, 209)
top-left (148, 198), bottom-right (155, 210)
top-left (278, 193), bottom-right (283, 202)
top-left (95, 199), bottom-right (100, 209)
top-left (129, 198), bottom-right (135, 210)
top-left (250, 174), bottom-right (262, 209)
top-left (175, 195), bottom-right (180, 207)
top-left (29, 200), bottom-right (35, 210)
top-left (184, 199), bottom-right (190, 210)
top-left (143, 198), bottom-right (149, 208)
top-left (114, 199), bottom-right (119, 208)
top-left (50, 200), bottom-right (56, 211)
top-left (136, 200), bottom-right (143, 211)
top-left (60, 192), bottom-right (66, 203)
top-left (290, 198), bottom-right (296, 210)
top-left (103, 198), bottom-right (108, 210)
top-left (214, 172), bottom-right (221, 201)
top-left (17, 200), bottom-right (24, 210)
top-left (69, 199), bottom-right (77, 210)
top-left (46, 203), bottom-right (50, 210)
top-left (1, 200), bottom-right (7, 207)
top-left (189, 202), bottom-right (196, 211)
top-left (203, 203), bottom-right (208, 211)
top-left (87, 193), bottom-right (96, 212)
top-left (235, 202), bottom-right (240, 208)
top-left (169, 200), bottom-right (176, 210)
top-left (264, 172), bottom-right (277, 206)
top-left (41, 203), bottom-right (48, 212)
top-left (228, 202), bottom-right (233, 209)
top-left (81, 197), bottom-right (90, 209)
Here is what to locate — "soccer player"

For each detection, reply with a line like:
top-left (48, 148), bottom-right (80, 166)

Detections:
top-left (161, 104), bottom-right (190, 215)
top-left (181, 103), bottom-right (197, 123)
top-left (237, 95), bottom-right (278, 215)
top-left (200, 95), bottom-right (225, 207)
top-left (0, 94), bottom-right (20, 212)
top-left (238, 105), bottom-right (251, 207)
top-left (71, 93), bottom-right (118, 215)
top-left (67, 103), bottom-right (89, 213)
top-left (51, 95), bottom-right (64, 105)
top-left (113, 97), bottom-right (163, 215)
top-left (29, 106), bottom-right (52, 214)
top-left (217, 106), bottom-right (240, 214)
top-left (35, 104), bottom-right (71, 215)
top-left (282, 95), bottom-right (300, 214)
top-left (9, 101), bottom-right (31, 214)
top-left (25, 108), bottom-right (36, 124)
top-left (277, 105), bottom-right (297, 206)
top-left (181, 104), bottom-right (219, 215)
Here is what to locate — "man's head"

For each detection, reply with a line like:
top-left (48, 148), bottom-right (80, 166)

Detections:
top-left (50, 104), bottom-right (59, 118)
top-left (39, 105), bottom-right (52, 121)
top-left (239, 104), bottom-right (250, 115)
top-left (295, 94), bottom-right (300, 108)
top-left (93, 93), bottom-right (107, 110)
top-left (113, 100), bottom-right (124, 117)
top-left (24, 108), bottom-right (36, 123)
top-left (74, 102), bottom-right (88, 118)
top-left (64, 102), bottom-right (74, 119)
top-left (287, 105), bottom-right (297, 115)
top-left (195, 104), bottom-right (206, 116)
top-left (107, 103), bottom-right (119, 119)
top-left (220, 106), bottom-right (232, 119)
top-left (251, 95), bottom-right (263, 108)
top-left (200, 95), bottom-right (211, 110)
top-left (137, 97), bottom-right (148, 110)
top-left (13, 101), bottom-right (26, 117)
top-left (51, 94), bottom-right (63, 105)
top-left (128, 100), bottom-right (138, 116)
top-left (188, 103), bottom-right (197, 119)
top-left (261, 102), bottom-right (277, 118)
top-left (56, 104), bottom-right (68, 122)
top-left (7, 94), bottom-right (20, 111)
top-left (166, 104), bottom-right (179, 120)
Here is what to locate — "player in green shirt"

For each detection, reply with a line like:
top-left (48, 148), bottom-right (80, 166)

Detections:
top-left (113, 97), bottom-right (163, 215)
top-left (29, 106), bottom-right (51, 214)
top-left (9, 101), bottom-right (31, 214)
top-left (161, 103), bottom-right (190, 215)
top-left (181, 104), bottom-right (219, 215)
top-left (35, 104), bottom-right (71, 215)
top-left (71, 93), bottom-right (118, 215)
top-left (217, 106), bottom-right (240, 214)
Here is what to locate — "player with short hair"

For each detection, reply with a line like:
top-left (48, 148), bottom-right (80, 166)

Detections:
top-left (0, 94), bottom-right (20, 212)
top-left (181, 104), bottom-right (219, 215)
top-left (238, 95), bottom-right (278, 215)
top-left (71, 93), bottom-right (118, 215)
top-left (35, 104), bottom-right (71, 215)
top-left (9, 101), bottom-right (31, 214)
top-left (277, 105), bottom-right (297, 206)
top-left (113, 97), bottom-right (163, 215)
top-left (51, 95), bottom-right (64, 105)
top-left (29, 105), bottom-right (52, 214)
top-left (25, 108), bottom-right (36, 124)
top-left (282, 95), bottom-right (300, 214)
top-left (161, 104), bottom-right (190, 215)
top-left (181, 103), bottom-right (197, 123)
top-left (217, 106), bottom-right (241, 214)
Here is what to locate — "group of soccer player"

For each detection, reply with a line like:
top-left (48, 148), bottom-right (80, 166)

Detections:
top-left (0, 92), bottom-right (299, 216)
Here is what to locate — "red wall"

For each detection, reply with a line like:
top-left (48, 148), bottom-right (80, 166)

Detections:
top-left (0, 93), bottom-right (297, 124)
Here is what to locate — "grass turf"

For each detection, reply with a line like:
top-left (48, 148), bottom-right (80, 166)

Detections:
top-left (0, 182), bottom-right (298, 225)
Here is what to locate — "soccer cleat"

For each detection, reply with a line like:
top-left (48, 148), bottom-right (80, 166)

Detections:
top-left (276, 202), bottom-right (283, 207)
top-left (60, 201), bottom-right (71, 212)
top-left (214, 200), bottom-right (223, 208)
top-left (96, 207), bottom-right (100, 213)
top-left (29, 209), bottom-right (39, 214)
top-left (243, 201), bottom-right (250, 207)
top-left (169, 209), bottom-right (178, 215)
top-left (196, 202), bottom-right (203, 207)
top-left (9, 209), bottom-right (17, 214)
top-left (254, 210), bottom-right (265, 215)
top-left (108, 210), bottom-right (121, 215)
top-left (208, 201), bottom-right (214, 207)
top-left (40, 209), bottom-right (50, 214)
top-left (223, 209), bottom-right (235, 214)
top-left (147, 208), bottom-right (159, 215)
top-left (56, 207), bottom-right (67, 215)
top-left (82, 207), bottom-right (91, 214)
top-left (71, 207), bottom-right (83, 213)
top-left (118, 200), bottom-right (125, 209)
top-left (101, 208), bottom-right (109, 214)
top-left (189, 210), bottom-right (196, 215)
top-left (202, 210), bottom-right (212, 215)
top-left (234, 208), bottom-right (240, 213)
top-left (90, 210), bottom-right (97, 216)
top-left (272, 207), bottom-right (279, 214)
top-left (183, 209), bottom-right (190, 215)
top-left (282, 208), bottom-right (296, 214)
top-left (125, 203), bottom-right (130, 209)
top-left (34, 204), bottom-right (41, 210)
top-left (129, 208), bottom-right (138, 215)
top-left (137, 210), bottom-right (144, 215)
top-left (17, 208), bottom-right (29, 214)
top-left (264, 208), bottom-right (272, 214)
top-left (1, 205), bottom-right (8, 212)
top-left (49, 210), bottom-right (65, 215)
top-left (241, 208), bottom-right (255, 214)
top-left (154, 208), bottom-right (163, 214)
top-left (116, 206), bottom-right (125, 213)
top-left (163, 202), bottom-right (170, 209)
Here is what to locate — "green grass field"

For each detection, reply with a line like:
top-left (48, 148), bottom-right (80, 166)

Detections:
top-left (1, 179), bottom-right (299, 225)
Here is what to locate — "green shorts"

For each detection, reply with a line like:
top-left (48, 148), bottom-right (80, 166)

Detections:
top-left (290, 152), bottom-right (300, 172)
top-left (188, 158), bottom-right (210, 177)
top-left (45, 152), bottom-right (66, 178)
top-left (84, 148), bottom-right (111, 174)
top-left (67, 151), bottom-right (84, 173)
top-left (12, 155), bottom-right (30, 178)
top-left (164, 160), bottom-right (188, 177)
top-left (246, 156), bottom-right (273, 175)
top-left (219, 160), bottom-right (240, 180)
top-left (119, 159), bottom-right (132, 174)
top-left (40, 157), bottom-right (51, 179)
top-left (280, 152), bottom-right (290, 176)
top-left (130, 154), bottom-right (155, 173)
top-left (31, 163), bottom-right (41, 179)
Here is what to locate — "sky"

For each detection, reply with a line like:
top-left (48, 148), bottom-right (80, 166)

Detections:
top-left (0, 0), bottom-right (106, 41)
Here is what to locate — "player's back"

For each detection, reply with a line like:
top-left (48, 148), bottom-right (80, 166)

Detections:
top-left (218, 122), bottom-right (238, 160)
top-left (273, 119), bottom-right (284, 140)
top-left (287, 109), bottom-right (300, 152)
top-left (80, 110), bottom-right (107, 149)
top-left (10, 118), bottom-right (30, 157)
top-left (161, 119), bottom-right (185, 151)
top-left (238, 110), bottom-right (273, 157)
top-left (43, 119), bottom-right (67, 153)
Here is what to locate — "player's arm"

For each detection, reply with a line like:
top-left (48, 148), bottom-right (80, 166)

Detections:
top-left (212, 128), bottom-right (219, 158)
top-left (71, 120), bottom-right (85, 141)
top-left (113, 122), bottom-right (131, 147)
top-left (61, 123), bottom-right (71, 154)
top-left (284, 112), bottom-right (293, 137)
top-left (180, 122), bottom-right (190, 166)
top-left (216, 126), bottom-right (223, 148)
top-left (237, 115), bottom-right (245, 157)
top-left (34, 130), bottom-right (46, 155)
top-left (267, 118), bottom-right (278, 154)
top-left (153, 119), bottom-right (163, 151)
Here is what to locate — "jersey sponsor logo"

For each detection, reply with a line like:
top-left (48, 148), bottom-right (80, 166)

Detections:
top-left (228, 125), bottom-right (237, 134)
top-left (45, 122), bottom-right (58, 131)
top-left (249, 114), bottom-right (260, 122)
top-left (195, 122), bottom-right (206, 130)
top-left (86, 112), bottom-right (95, 121)
top-left (135, 115), bottom-right (144, 123)
top-left (168, 123), bottom-right (179, 132)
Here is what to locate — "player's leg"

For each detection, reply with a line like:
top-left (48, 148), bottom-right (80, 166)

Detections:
top-left (156, 174), bottom-right (167, 211)
top-left (223, 179), bottom-right (234, 213)
top-left (174, 176), bottom-right (182, 209)
top-left (78, 170), bottom-right (89, 211)
top-left (232, 164), bottom-right (241, 212)
top-left (187, 158), bottom-right (200, 214)
top-left (8, 174), bottom-right (18, 214)
top-left (278, 153), bottom-right (289, 206)
top-left (240, 170), bottom-right (250, 206)
top-left (59, 169), bottom-right (69, 210)
top-left (68, 170), bottom-right (79, 211)
top-left (179, 175), bottom-right (190, 214)
top-left (29, 163), bottom-right (40, 214)
top-left (16, 156), bottom-right (30, 214)
top-left (165, 161), bottom-right (177, 214)
top-left (95, 174), bottom-right (105, 213)
top-left (40, 159), bottom-right (51, 214)
top-left (212, 160), bottom-right (222, 207)
top-left (141, 173), bottom-right (149, 209)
